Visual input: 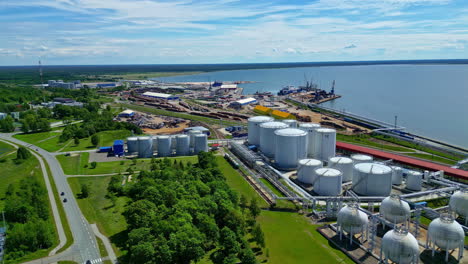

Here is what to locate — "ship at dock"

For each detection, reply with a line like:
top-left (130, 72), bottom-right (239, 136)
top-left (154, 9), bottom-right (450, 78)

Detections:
top-left (278, 79), bottom-right (339, 104)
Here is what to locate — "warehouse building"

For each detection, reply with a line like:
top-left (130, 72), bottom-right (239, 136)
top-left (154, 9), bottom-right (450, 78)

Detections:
top-left (142, 92), bottom-right (179, 100)
top-left (229, 97), bottom-right (257, 109)
top-left (118, 109), bottom-right (135, 118)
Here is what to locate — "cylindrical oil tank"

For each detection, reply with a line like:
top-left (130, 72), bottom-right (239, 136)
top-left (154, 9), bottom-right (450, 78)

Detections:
top-left (157, 136), bottom-right (172, 157)
top-left (351, 154), bottom-right (373, 164)
top-left (259, 121), bottom-right (288, 157)
top-left (189, 130), bottom-right (202, 148)
top-left (391, 166), bottom-right (403, 185)
top-left (428, 214), bottom-right (464, 251)
top-left (248, 116), bottom-right (274, 145)
top-left (337, 203), bottom-right (368, 234)
top-left (328, 156), bottom-right (353, 182)
top-left (449, 190), bottom-right (468, 219)
top-left (313, 168), bottom-right (342, 196)
top-left (282, 119), bottom-right (297, 128)
top-left (151, 136), bottom-right (158, 151)
top-left (297, 159), bottom-right (322, 184)
top-left (194, 134), bottom-right (208, 154)
top-left (381, 194), bottom-right (411, 224)
top-left (176, 135), bottom-right (190, 156)
top-left (381, 227), bottom-right (419, 264)
top-left (353, 163), bottom-right (392, 196)
top-left (299, 123), bottom-right (321, 158)
top-left (127, 137), bottom-right (138, 154)
top-left (316, 128), bottom-right (336, 161)
top-left (138, 136), bottom-right (153, 158)
top-left (274, 128), bottom-right (308, 170)
top-left (406, 171), bottom-right (422, 191)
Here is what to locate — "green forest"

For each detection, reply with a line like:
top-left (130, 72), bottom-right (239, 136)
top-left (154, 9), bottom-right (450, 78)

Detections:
top-left (112, 152), bottom-right (265, 264)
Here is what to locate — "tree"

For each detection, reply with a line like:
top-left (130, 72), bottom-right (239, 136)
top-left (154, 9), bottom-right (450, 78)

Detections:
top-left (252, 224), bottom-right (265, 248)
top-left (219, 227), bottom-right (240, 255)
top-left (90, 161), bottom-right (97, 169)
top-left (80, 184), bottom-right (89, 198)
top-left (249, 198), bottom-right (261, 219)
top-left (239, 246), bottom-right (257, 264)
top-left (240, 194), bottom-right (248, 211)
top-left (74, 137), bottom-right (80, 145)
top-left (16, 146), bottom-right (31, 160)
top-left (0, 115), bottom-right (15, 132)
top-left (91, 134), bottom-right (99, 146)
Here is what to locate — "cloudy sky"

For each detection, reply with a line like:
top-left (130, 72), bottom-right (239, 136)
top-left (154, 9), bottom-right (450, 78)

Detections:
top-left (1, 0), bottom-right (467, 65)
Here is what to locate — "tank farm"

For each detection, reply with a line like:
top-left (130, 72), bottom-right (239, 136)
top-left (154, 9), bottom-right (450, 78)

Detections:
top-left (219, 115), bottom-right (468, 264)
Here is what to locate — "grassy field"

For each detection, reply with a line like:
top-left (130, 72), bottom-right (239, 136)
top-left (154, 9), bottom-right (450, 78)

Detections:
top-left (336, 134), bottom-right (415, 152)
top-left (13, 129), bottom-right (66, 152)
top-left (68, 176), bottom-right (129, 257)
top-left (0, 141), bottom-right (15, 157)
top-left (57, 153), bottom-right (198, 175)
top-left (216, 156), bottom-right (354, 264)
top-left (404, 153), bottom-right (457, 165)
top-left (120, 103), bottom-right (243, 126)
top-left (61, 130), bottom-right (132, 152)
top-left (0, 144), bottom-right (59, 264)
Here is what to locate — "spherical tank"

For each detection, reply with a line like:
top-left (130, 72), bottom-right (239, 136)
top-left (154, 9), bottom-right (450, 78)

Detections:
top-left (127, 137), bottom-right (138, 154)
top-left (299, 123), bottom-right (321, 158)
top-left (274, 128), bottom-right (308, 170)
top-left (157, 136), bottom-right (172, 157)
top-left (188, 130), bottom-right (202, 148)
top-left (428, 214), bottom-right (464, 251)
top-left (328, 156), bottom-right (353, 182)
top-left (313, 168), bottom-right (342, 196)
top-left (337, 203), bottom-right (369, 234)
top-left (391, 166), bottom-right (403, 185)
top-left (381, 227), bottom-right (419, 264)
top-left (259, 121), bottom-right (288, 157)
top-left (317, 128), bottom-right (336, 161)
top-left (406, 171), bottom-right (422, 191)
top-left (176, 135), bottom-right (190, 156)
top-left (351, 154), bottom-right (373, 164)
top-left (449, 190), bottom-right (468, 219)
top-left (248, 116), bottom-right (274, 146)
top-left (282, 119), bottom-right (297, 128)
top-left (194, 134), bottom-right (208, 154)
top-left (381, 194), bottom-right (411, 224)
top-left (297, 159), bottom-right (322, 184)
top-left (352, 163), bottom-right (392, 196)
top-left (138, 136), bottom-right (153, 158)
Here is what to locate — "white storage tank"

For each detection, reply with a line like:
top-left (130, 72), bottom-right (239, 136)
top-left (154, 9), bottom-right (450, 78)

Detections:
top-left (427, 214), bottom-right (464, 252)
top-left (316, 128), bottom-right (336, 161)
top-left (391, 166), bottom-right (403, 185)
top-left (127, 137), bottom-right (138, 154)
top-left (328, 156), bottom-right (353, 182)
top-left (381, 227), bottom-right (419, 264)
top-left (299, 123), bottom-right (321, 158)
top-left (176, 135), bottom-right (190, 156)
top-left (259, 121), bottom-right (289, 157)
top-left (313, 168), bottom-right (342, 196)
top-left (352, 163), bottom-right (392, 196)
top-left (137, 136), bottom-right (153, 158)
top-left (194, 133), bottom-right (208, 154)
top-left (188, 130), bottom-right (202, 148)
top-left (282, 119), bottom-right (297, 128)
top-left (449, 190), bottom-right (468, 221)
top-left (248, 116), bottom-right (274, 146)
top-left (297, 159), bottom-right (323, 184)
top-left (406, 171), bottom-right (422, 191)
top-left (157, 136), bottom-right (172, 157)
top-left (151, 136), bottom-right (158, 151)
top-left (351, 154), bottom-right (373, 164)
top-left (337, 203), bottom-right (369, 234)
top-left (274, 128), bottom-right (308, 170)
top-left (381, 194), bottom-right (411, 224)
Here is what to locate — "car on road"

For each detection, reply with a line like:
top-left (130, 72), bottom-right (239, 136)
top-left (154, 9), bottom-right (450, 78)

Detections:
top-left (86, 260), bottom-right (91, 264)
top-left (63, 198), bottom-right (67, 203)
top-left (60, 192), bottom-right (65, 196)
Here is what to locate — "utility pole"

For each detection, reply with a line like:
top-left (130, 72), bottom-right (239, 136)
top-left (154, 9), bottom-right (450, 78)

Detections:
top-left (39, 60), bottom-right (44, 87)
top-left (394, 115), bottom-right (398, 129)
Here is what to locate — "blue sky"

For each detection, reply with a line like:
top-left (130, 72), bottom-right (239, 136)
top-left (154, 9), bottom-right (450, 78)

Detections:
top-left (1, 0), bottom-right (467, 65)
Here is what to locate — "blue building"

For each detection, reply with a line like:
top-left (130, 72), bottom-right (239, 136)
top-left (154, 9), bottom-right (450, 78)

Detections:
top-left (118, 110), bottom-right (135, 118)
top-left (113, 140), bottom-right (125, 156)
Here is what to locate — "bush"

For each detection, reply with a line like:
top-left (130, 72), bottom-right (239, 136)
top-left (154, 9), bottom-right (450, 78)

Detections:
top-left (16, 146), bottom-right (31, 160)
top-left (90, 161), bottom-right (97, 169)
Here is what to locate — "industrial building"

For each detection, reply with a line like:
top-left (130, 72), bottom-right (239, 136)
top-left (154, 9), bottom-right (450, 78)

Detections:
top-left (229, 97), bottom-right (257, 108)
top-left (142, 91), bottom-right (179, 100)
top-left (48, 80), bottom-right (81, 89)
top-left (0, 112), bottom-right (6, 120)
top-left (118, 109), bottom-right (135, 118)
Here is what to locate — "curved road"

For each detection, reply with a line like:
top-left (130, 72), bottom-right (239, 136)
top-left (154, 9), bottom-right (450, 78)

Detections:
top-left (0, 133), bottom-right (102, 264)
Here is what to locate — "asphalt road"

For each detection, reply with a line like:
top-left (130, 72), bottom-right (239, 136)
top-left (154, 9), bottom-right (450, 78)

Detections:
top-left (0, 133), bottom-right (101, 264)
